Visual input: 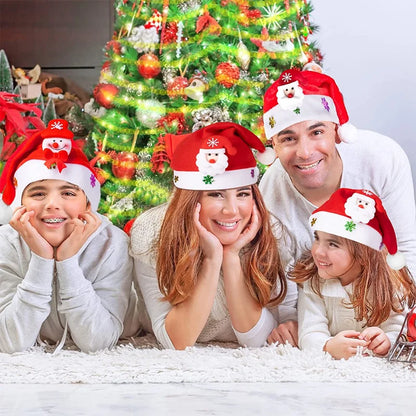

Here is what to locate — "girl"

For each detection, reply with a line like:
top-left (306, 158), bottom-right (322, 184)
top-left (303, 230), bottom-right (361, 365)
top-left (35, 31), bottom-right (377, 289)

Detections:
top-left (130, 122), bottom-right (298, 350)
top-left (291, 188), bottom-right (416, 359)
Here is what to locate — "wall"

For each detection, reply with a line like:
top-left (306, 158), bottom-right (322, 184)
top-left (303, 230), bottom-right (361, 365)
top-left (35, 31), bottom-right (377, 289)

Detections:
top-left (310, 0), bottom-right (416, 186)
top-left (0, 0), bottom-right (113, 92)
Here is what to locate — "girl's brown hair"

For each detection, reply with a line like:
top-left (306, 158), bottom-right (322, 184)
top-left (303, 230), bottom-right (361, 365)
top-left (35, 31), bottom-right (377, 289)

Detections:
top-left (290, 237), bottom-right (416, 327)
top-left (156, 185), bottom-right (286, 307)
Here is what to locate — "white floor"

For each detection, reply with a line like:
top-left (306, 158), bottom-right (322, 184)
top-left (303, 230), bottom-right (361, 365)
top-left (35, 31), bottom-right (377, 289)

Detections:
top-left (0, 383), bottom-right (414, 416)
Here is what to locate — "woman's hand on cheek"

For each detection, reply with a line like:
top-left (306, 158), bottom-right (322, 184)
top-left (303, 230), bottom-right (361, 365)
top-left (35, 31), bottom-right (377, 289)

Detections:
top-left (224, 203), bottom-right (260, 255)
top-left (10, 206), bottom-right (54, 259)
top-left (55, 210), bottom-right (101, 261)
top-left (194, 202), bottom-right (223, 261)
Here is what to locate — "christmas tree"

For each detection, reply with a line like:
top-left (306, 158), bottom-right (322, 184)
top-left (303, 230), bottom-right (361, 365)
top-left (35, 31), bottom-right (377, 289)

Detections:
top-left (85, 0), bottom-right (322, 228)
top-left (0, 49), bottom-right (14, 93)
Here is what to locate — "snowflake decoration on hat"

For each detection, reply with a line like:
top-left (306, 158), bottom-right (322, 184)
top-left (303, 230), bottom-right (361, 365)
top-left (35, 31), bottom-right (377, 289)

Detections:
top-left (207, 138), bottom-right (219, 148)
top-left (281, 73), bottom-right (292, 83)
top-left (345, 221), bottom-right (356, 232)
top-left (294, 108), bottom-right (301, 114)
top-left (51, 120), bottom-right (64, 130)
top-left (203, 175), bottom-right (214, 184)
top-left (310, 217), bottom-right (317, 227)
top-left (268, 116), bottom-right (276, 128)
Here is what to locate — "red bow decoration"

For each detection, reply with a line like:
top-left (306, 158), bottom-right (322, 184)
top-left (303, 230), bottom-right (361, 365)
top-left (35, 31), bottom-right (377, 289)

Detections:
top-left (43, 148), bottom-right (69, 172)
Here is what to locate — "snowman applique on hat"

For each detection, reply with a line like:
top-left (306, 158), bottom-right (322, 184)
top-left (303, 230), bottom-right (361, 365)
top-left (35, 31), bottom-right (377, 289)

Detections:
top-left (309, 188), bottom-right (406, 270)
top-left (160, 122), bottom-right (276, 190)
top-left (263, 68), bottom-right (357, 143)
top-left (0, 119), bottom-right (100, 211)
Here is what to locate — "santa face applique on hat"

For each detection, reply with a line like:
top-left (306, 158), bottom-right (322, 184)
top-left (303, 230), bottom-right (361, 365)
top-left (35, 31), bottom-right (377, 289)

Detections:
top-left (276, 77), bottom-right (304, 111)
top-left (263, 69), bottom-right (357, 143)
top-left (195, 135), bottom-right (235, 180)
top-left (0, 119), bottom-right (101, 211)
top-left (309, 188), bottom-right (406, 270)
top-left (160, 122), bottom-right (276, 190)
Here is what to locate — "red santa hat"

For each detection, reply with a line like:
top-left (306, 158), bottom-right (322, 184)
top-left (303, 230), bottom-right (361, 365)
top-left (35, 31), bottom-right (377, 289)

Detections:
top-left (263, 68), bottom-right (357, 143)
top-left (0, 119), bottom-right (100, 211)
top-left (160, 122), bottom-right (275, 190)
top-left (309, 188), bottom-right (406, 270)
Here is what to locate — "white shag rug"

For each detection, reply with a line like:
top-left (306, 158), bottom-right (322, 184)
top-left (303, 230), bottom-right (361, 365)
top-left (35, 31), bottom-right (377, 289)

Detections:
top-left (1, 334), bottom-right (416, 384)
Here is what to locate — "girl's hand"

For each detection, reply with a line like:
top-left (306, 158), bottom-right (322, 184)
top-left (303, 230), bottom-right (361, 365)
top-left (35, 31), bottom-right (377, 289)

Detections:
top-left (359, 327), bottom-right (390, 356)
top-left (223, 204), bottom-right (261, 256)
top-left (194, 203), bottom-right (223, 261)
top-left (324, 330), bottom-right (369, 360)
top-left (55, 210), bottom-right (101, 261)
top-left (9, 206), bottom-right (54, 259)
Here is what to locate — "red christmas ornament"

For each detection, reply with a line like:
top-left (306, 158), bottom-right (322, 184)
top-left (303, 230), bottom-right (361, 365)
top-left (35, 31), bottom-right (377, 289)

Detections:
top-left (123, 218), bottom-right (136, 236)
top-left (157, 112), bottom-right (187, 134)
top-left (112, 151), bottom-right (138, 180)
top-left (93, 83), bottom-right (119, 109)
top-left (105, 40), bottom-right (122, 56)
top-left (166, 76), bottom-right (189, 99)
top-left (162, 22), bottom-right (178, 44)
top-left (137, 53), bottom-right (161, 79)
top-left (215, 62), bottom-right (240, 88)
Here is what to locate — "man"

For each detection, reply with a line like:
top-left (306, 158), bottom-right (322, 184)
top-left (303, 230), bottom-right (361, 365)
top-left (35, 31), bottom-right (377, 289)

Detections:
top-left (260, 68), bottom-right (416, 343)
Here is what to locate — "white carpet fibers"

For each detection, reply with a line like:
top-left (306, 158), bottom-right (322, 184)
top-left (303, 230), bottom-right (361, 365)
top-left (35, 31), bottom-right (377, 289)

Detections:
top-left (1, 334), bottom-right (415, 384)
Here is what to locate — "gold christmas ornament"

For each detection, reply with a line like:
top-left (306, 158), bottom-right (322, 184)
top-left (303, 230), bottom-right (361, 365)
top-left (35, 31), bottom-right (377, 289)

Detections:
top-left (236, 40), bottom-right (251, 70)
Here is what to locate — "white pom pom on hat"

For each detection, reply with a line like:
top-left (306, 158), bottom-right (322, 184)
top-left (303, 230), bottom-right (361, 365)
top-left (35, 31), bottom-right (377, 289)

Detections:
top-left (255, 146), bottom-right (276, 165)
top-left (337, 122), bottom-right (358, 144)
top-left (386, 252), bottom-right (406, 270)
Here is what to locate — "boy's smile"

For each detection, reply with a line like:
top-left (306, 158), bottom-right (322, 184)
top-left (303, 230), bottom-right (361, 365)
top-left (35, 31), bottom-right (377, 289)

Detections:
top-left (21, 179), bottom-right (89, 248)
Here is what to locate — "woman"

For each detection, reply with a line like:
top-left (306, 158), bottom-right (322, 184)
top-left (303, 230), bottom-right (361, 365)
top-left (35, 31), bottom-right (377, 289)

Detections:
top-left (130, 122), bottom-right (297, 349)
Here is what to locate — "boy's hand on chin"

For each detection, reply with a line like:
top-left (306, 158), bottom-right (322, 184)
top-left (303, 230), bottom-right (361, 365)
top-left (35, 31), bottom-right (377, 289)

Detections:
top-left (55, 211), bottom-right (101, 261)
top-left (10, 206), bottom-right (54, 259)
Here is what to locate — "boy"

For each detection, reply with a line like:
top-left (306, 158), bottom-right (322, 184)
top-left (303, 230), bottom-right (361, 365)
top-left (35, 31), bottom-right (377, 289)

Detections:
top-left (0, 119), bottom-right (139, 353)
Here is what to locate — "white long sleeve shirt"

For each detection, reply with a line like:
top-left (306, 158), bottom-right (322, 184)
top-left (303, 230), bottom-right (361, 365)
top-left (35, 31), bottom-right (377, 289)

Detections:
top-left (129, 203), bottom-right (297, 349)
top-left (0, 213), bottom-right (137, 353)
top-left (298, 279), bottom-right (405, 352)
top-left (259, 130), bottom-right (416, 278)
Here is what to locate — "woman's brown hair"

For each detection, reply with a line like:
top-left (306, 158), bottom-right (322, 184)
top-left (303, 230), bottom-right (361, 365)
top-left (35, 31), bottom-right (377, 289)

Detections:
top-left (290, 238), bottom-right (416, 327)
top-left (156, 185), bottom-right (286, 307)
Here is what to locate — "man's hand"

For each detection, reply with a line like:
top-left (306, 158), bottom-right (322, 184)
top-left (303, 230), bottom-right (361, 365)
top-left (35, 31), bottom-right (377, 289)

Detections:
top-left (267, 320), bottom-right (298, 347)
